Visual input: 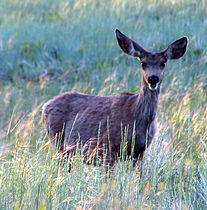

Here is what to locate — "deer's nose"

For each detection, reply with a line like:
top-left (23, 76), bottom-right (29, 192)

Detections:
top-left (148, 76), bottom-right (159, 85)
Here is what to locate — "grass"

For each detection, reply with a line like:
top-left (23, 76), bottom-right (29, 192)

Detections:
top-left (0, 0), bottom-right (207, 209)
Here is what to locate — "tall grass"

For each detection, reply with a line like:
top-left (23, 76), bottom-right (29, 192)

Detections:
top-left (0, 0), bottom-right (206, 209)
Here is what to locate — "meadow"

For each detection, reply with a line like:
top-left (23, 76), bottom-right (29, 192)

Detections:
top-left (0, 0), bottom-right (206, 209)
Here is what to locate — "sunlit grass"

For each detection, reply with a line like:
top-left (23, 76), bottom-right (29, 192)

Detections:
top-left (0, 0), bottom-right (206, 209)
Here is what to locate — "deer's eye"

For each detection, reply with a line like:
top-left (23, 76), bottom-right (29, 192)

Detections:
top-left (141, 62), bottom-right (147, 69)
top-left (160, 62), bottom-right (165, 69)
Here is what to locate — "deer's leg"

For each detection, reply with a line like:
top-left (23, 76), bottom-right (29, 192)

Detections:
top-left (60, 141), bottom-right (81, 172)
top-left (134, 120), bottom-right (157, 176)
top-left (147, 119), bottom-right (157, 146)
top-left (82, 137), bottom-right (116, 174)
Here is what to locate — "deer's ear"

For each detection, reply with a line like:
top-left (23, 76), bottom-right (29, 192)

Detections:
top-left (164, 36), bottom-right (188, 60)
top-left (115, 29), bottom-right (146, 58)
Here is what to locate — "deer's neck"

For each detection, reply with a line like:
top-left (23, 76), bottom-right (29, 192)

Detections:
top-left (133, 76), bottom-right (160, 126)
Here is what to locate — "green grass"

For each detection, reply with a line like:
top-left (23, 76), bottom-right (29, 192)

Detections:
top-left (0, 0), bottom-right (206, 209)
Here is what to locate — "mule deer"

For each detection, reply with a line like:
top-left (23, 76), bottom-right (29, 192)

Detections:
top-left (42, 29), bottom-right (188, 167)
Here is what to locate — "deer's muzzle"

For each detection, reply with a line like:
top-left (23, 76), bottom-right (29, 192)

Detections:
top-left (148, 76), bottom-right (159, 90)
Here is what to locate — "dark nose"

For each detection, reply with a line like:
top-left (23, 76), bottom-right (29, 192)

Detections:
top-left (148, 76), bottom-right (159, 85)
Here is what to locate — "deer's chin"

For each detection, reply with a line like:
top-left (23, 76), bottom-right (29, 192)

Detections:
top-left (149, 83), bottom-right (159, 91)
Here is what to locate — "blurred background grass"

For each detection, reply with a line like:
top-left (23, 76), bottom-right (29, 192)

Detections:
top-left (0, 0), bottom-right (206, 209)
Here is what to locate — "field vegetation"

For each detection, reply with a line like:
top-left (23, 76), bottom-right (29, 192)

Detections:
top-left (0, 0), bottom-right (206, 209)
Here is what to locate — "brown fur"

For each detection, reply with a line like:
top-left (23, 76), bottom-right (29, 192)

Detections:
top-left (42, 29), bottom-right (188, 167)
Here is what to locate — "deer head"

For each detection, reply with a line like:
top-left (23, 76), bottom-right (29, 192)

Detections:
top-left (115, 29), bottom-right (188, 91)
